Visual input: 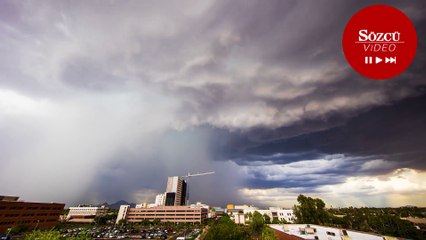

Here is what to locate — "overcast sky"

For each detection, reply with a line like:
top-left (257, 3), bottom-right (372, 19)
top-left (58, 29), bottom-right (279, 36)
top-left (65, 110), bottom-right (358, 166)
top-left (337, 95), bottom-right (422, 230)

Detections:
top-left (1, 0), bottom-right (426, 208)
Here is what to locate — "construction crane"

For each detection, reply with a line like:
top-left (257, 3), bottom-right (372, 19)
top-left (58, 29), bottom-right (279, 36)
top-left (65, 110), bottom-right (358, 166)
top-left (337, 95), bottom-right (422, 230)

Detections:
top-left (180, 171), bottom-right (215, 205)
top-left (182, 171), bottom-right (215, 178)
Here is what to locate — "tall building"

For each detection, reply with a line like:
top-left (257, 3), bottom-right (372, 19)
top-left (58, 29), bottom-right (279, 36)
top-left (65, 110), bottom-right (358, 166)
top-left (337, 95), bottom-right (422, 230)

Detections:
top-left (0, 195), bottom-right (65, 233)
top-left (165, 176), bottom-right (187, 206)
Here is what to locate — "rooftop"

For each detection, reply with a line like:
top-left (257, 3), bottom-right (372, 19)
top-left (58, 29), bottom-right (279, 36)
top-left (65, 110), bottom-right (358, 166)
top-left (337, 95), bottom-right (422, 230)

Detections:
top-left (269, 224), bottom-right (402, 240)
top-left (0, 195), bottom-right (20, 201)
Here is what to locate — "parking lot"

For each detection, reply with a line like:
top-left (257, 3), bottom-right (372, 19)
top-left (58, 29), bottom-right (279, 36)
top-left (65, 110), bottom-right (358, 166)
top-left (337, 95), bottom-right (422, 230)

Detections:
top-left (58, 223), bottom-right (202, 239)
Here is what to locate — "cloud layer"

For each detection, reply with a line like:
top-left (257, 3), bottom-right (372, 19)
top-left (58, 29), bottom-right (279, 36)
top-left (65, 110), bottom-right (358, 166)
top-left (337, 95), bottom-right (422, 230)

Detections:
top-left (0, 0), bottom-right (425, 207)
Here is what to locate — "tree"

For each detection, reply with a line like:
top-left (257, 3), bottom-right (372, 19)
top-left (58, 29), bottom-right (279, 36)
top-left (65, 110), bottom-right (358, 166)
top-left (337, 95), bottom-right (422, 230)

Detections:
top-left (250, 211), bottom-right (265, 236)
top-left (117, 219), bottom-right (126, 225)
top-left (9, 223), bottom-right (29, 235)
top-left (263, 214), bottom-right (271, 224)
top-left (271, 219), bottom-right (279, 224)
top-left (293, 194), bottom-right (330, 224)
top-left (152, 219), bottom-right (161, 226)
top-left (141, 219), bottom-right (150, 226)
top-left (24, 230), bottom-right (62, 240)
top-left (261, 227), bottom-right (277, 240)
top-left (326, 206), bottom-right (423, 239)
top-left (94, 213), bottom-right (117, 225)
top-left (246, 212), bottom-right (253, 222)
top-left (204, 215), bottom-right (249, 240)
top-left (74, 232), bottom-right (94, 240)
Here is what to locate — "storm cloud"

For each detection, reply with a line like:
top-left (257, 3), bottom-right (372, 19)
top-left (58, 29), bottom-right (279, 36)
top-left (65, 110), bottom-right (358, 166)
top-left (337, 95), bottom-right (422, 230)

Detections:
top-left (1, 0), bottom-right (426, 208)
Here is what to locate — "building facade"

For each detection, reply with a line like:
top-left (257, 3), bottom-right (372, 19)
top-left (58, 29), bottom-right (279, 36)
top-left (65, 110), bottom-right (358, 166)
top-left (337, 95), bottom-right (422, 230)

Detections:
top-left (234, 213), bottom-right (246, 224)
top-left (135, 203), bottom-right (157, 208)
top-left (155, 194), bottom-right (165, 206)
top-left (66, 205), bottom-right (109, 222)
top-left (239, 209), bottom-right (295, 223)
top-left (226, 205), bottom-right (295, 224)
top-left (0, 196), bottom-right (64, 233)
top-left (165, 192), bottom-right (176, 206)
top-left (116, 205), bottom-right (208, 224)
top-left (189, 202), bottom-right (213, 218)
top-left (270, 209), bottom-right (296, 223)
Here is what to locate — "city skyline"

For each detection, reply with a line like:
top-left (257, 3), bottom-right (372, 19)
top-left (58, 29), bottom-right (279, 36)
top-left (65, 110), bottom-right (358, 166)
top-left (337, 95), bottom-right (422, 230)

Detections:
top-left (1, 0), bottom-right (426, 208)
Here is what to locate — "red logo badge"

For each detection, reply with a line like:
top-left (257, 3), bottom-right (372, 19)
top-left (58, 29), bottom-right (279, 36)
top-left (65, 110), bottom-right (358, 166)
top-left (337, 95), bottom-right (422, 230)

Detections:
top-left (342, 5), bottom-right (417, 80)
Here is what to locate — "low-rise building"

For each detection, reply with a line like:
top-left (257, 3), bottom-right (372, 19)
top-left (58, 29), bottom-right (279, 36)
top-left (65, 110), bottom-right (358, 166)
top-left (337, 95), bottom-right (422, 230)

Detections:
top-left (0, 195), bottom-right (64, 233)
top-left (66, 205), bottom-right (109, 223)
top-left (234, 213), bottom-right (246, 224)
top-left (228, 207), bottom-right (295, 224)
top-left (270, 224), bottom-right (400, 240)
top-left (243, 209), bottom-right (295, 223)
top-left (135, 202), bottom-right (162, 209)
top-left (189, 202), bottom-right (214, 218)
top-left (189, 202), bottom-right (209, 209)
top-left (271, 209), bottom-right (296, 223)
top-left (116, 205), bottom-right (208, 224)
top-left (212, 207), bottom-right (225, 216)
top-left (235, 205), bottom-right (258, 211)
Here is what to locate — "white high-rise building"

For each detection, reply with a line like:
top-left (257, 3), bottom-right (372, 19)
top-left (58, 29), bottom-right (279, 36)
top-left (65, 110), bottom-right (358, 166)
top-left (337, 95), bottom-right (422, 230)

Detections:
top-left (155, 193), bottom-right (165, 206)
top-left (166, 176), bottom-right (179, 192)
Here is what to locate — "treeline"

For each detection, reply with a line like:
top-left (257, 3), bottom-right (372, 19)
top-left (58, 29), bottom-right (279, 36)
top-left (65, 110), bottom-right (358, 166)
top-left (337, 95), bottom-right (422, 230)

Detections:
top-left (293, 195), bottom-right (425, 240)
top-left (329, 206), bottom-right (426, 218)
top-left (203, 213), bottom-right (276, 240)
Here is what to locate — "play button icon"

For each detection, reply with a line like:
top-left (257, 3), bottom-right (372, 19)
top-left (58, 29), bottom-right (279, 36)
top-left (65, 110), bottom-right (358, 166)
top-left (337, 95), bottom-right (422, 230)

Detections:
top-left (375, 57), bottom-right (383, 64)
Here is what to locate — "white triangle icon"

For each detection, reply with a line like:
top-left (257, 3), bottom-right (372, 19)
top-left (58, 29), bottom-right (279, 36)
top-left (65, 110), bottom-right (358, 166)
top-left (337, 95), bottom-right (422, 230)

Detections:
top-left (375, 57), bottom-right (382, 64)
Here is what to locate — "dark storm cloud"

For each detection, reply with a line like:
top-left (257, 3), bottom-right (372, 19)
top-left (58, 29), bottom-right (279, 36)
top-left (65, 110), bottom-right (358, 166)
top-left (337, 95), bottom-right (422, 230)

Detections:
top-left (165, 0), bottom-right (426, 133)
top-left (214, 93), bottom-right (426, 191)
top-left (247, 156), bottom-right (405, 188)
top-left (1, 0), bottom-right (426, 207)
top-left (233, 151), bottom-right (323, 165)
top-left (245, 177), bottom-right (342, 190)
top-left (244, 94), bottom-right (426, 160)
top-left (161, 0), bottom-right (426, 193)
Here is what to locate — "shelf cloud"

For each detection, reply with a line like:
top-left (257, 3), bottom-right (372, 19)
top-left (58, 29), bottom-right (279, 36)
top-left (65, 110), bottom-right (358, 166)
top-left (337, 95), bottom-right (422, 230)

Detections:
top-left (0, 0), bottom-right (425, 207)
